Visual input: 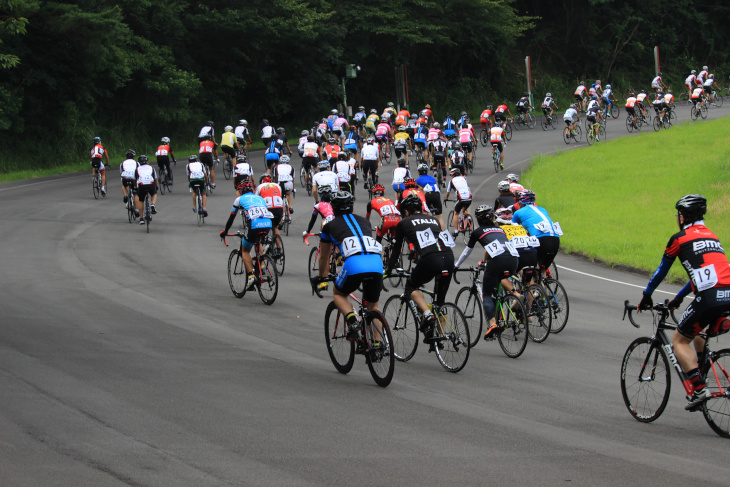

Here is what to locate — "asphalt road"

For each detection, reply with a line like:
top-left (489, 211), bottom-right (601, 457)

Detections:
top-left (2, 103), bottom-right (729, 486)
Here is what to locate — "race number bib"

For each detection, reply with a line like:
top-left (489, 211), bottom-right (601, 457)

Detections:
top-left (263, 195), bottom-right (283, 208)
top-left (416, 228), bottom-right (438, 248)
top-left (534, 221), bottom-right (551, 233)
top-left (552, 222), bottom-right (564, 236)
top-left (484, 241), bottom-right (505, 258)
top-left (156, 148), bottom-right (169, 156)
top-left (511, 235), bottom-right (530, 249)
top-left (323, 215), bottom-right (334, 225)
top-left (505, 241), bottom-right (519, 257)
top-left (693, 264), bottom-right (718, 292)
top-left (246, 206), bottom-right (272, 220)
top-left (380, 204), bottom-right (399, 216)
top-left (278, 173), bottom-right (293, 182)
top-left (438, 231), bottom-right (456, 248)
top-left (527, 236), bottom-right (540, 247)
top-left (341, 235), bottom-right (382, 257)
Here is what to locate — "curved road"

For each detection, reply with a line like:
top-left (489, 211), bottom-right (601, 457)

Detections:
top-left (2, 104), bottom-right (729, 486)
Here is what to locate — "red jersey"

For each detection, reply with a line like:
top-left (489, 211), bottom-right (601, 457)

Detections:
top-left (256, 182), bottom-right (284, 208)
top-left (199, 140), bottom-right (215, 154)
top-left (664, 223), bottom-right (730, 293)
top-left (399, 188), bottom-right (429, 214)
top-left (323, 144), bottom-right (340, 160)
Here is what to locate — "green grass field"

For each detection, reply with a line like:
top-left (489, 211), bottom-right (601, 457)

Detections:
top-left (523, 116), bottom-right (730, 282)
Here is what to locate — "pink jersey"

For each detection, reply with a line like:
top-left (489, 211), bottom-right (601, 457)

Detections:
top-left (312, 201), bottom-right (334, 221)
top-left (428, 128), bottom-right (440, 141)
top-left (376, 123), bottom-right (390, 136)
top-left (459, 128), bottom-right (473, 143)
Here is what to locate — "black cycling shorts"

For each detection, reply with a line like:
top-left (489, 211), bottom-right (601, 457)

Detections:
top-left (536, 235), bottom-right (560, 270)
top-left (425, 192), bottom-right (443, 216)
top-left (677, 287), bottom-right (730, 339)
top-left (302, 157), bottom-right (318, 172)
top-left (405, 252), bottom-right (454, 307)
top-left (516, 250), bottom-right (538, 273)
top-left (136, 183), bottom-right (157, 200)
top-left (200, 153), bottom-right (214, 167)
top-left (221, 145), bottom-right (236, 159)
top-left (454, 199), bottom-right (471, 214)
top-left (336, 272), bottom-right (383, 304)
top-left (269, 207), bottom-right (283, 228)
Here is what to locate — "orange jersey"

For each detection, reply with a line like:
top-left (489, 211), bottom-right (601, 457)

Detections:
top-left (395, 110), bottom-right (410, 126)
top-left (199, 140), bottom-right (215, 153)
top-left (257, 182), bottom-right (284, 208)
top-left (399, 188), bottom-right (429, 214)
top-left (323, 144), bottom-right (340, 159)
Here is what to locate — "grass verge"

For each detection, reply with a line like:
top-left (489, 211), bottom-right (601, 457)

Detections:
top-left (523, 116), bottom-right (730, 283)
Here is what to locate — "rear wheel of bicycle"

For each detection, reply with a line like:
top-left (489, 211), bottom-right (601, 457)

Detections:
top-left (197, 192), bottom-right (204, 227)
top-left (144, 195), bottom-right (151, 233)
top-left (625, 116), bottom-right (634, 133)
top-left (700, 103), bottom-right (708, 119)
top-left (480, 129), bottom-right (488, 146)
top-left (702, 348), bottom-right (730, 438)
top-left (127, 200), bottom-right (134, 223)
top-left (504, 124), bottom-right (512, 141)
top-left (547, 260), bottom-right (559, 280)
top-left (586, 128), bottom-right (595, 146)
top-left (714, 92), bottom-right (724, 108)
top-left (610, 103), bottom-right (619, 119)
top-left (299, 166), bottom-right (305, 188)
top-left (434, 303), bottom-right (470, 372)
top-left (159, 174), bottom-right (167, 195)
top-left (653, 116), bottom-right (661, 131)
top-left (383, 295), bottom-right (418, 361)
top-left (690, 105), bottom-right (699, 121)
top-left (513, 117), bottom-right (522, 131)
top-left (574, 125), bottom-right (582, 142)
top-left (270, 234), bottom-right (285, 275)
top-left (497, 294), bottom-right (529, 358)
top-left (563, 127), bottom-right (571, 144)
top-left (525, 284), bottom-right (552, 343)
top-left (493, 151), bottom-right (500, 173)
top-left (307, 246), bottom-right (320, 282)
top-left (92, 175), bottom-right (100, 199)
top-left (445, 210), bottom-right (455, 234)
top-left (544, 277), bottom-right (569, 333)
top-left (364, 310), bottom-right (395, 387)
top-left (462, 216), bottom-right (473, 245)
top-left (228, 249), bottom-right (247, 298)
top-left (620, 337), bottom-right (670, 423)
top-left (223, 160), bottom-right (232, 180)
top-left (679, 92), bottom-right (690, 106)
top-left (455, 287), bottom-right (483, 348)
top-left (598, 126), bottom-right (606, 142)
top-left (324, 301), bottom-right (355, 374)
top-left (281, 205), bottom-right (290, 236)
top-left (256, 255), bottom-right (278, 305)
top-left (527, 112), bottom-right (537, 128)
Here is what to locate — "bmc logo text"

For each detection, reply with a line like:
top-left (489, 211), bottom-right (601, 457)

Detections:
top-left (693, 240), bottom-right (724, 252)
top-left (718, 290), bottom-right (730, 300)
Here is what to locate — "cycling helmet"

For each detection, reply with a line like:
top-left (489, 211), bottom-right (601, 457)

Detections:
top-left (629, 92), bottom-right (636, 97)
top-left (397, 158), bottom-right (406, 167)
top-left (307, 135), bottom-right (314, 142)
top-left (259, 175), bottom-right (272, 184)
top-left (225, 125), bottom-right (233, 132)
top-left (276, 127), bottom-right (285, 134)
top-left (240, 119), bottom-right (248, 125)
top-left (366, 136), bottom-right (375, 143)
top-left (328, 137), bottom-right (336, 144)
top-left (425, 104), bottom-right (431, 109)
top-left (279, 155), bottom-right (290, 164)
top-left (450, 167), bottom-right (461, 176)
top-left (545, 93), bottom-right (551, 98)
top-left (433, 122), bottom-right (440, 128)
top-left (331, 191), bottom-right (354, 214)
top-left (507, 173), bottom-right (519, 183)
top-left (475, 205), bottom-right (496, 225)
top-left (410, 113), bottom-right (417, 118)
top-left (570, 103), bottom-right (577, 109)
top-left (658, 72), bottom-right (663, 76)
top-left (519, 189), bottom-right (536, 205)
top-left (370, 109), bottom-right (377, 114)
top-left (523, 92), bottom-right (529, 97)
top-left (236, 154), bottom-right (247, 162)
top-left (498, 180), bottom-right (511, 192)
top-left (486, 105), bottom-right (493, 110)
top-left (317, 185), bottom-right (333, 201)
top-left (262, 119), bottom-right (269, 125)
top-left (331, 109), bottom-right (338, 114)
top-left (404, 178), bottom-right (418, 189)
top-left (126, 149), bottom-right (136, 158)
top-left (207, 121), bottom-right (214, 127)
top-left (398, 125), bottom-right (406, 131)
top-left (675, 194), bottom-right (707, 223)
top-left (709, 73), bottom-right (715, 79)
top-left (368, 184), bottom-right (384, 197)
top-left (387, 102), bottom-right (394, 107)
top-left (188, 155), bottom-right (198, 162)
top-left (592, 95), bottom-right (598, 100)
top-left (161, 137), bottom-right (170, 144)
top-left (453, 142), bottom-right (462, 149)
top-left (596, 79), bottom-right (602, 84)
top-left (460, 111), bottom-right (467, 117)
top-left (93, 137), bottom-right (101, 144)
top-left (495, 207), bottom-right (513, 220)
top-left (338, 152), bottom-right (347, 160)
top-left (238, 181), bottom-right (255, 194)
top-left (606, 84), bottom-right (612, 89)
top-left (667, 89), bottom-right (672, 94)
top-left (301, 129), bottom-right (309, 136)
top-left (465, 118), bottom-right (471, 124)
top-left (417, 163), bottom-right (429, 174)
top-left (703, 65), bottom-right (708, 70)
top-left (317, 160), bottom-right (330, 170)
top-left (400, 193), bottom-right (422, 214)
top-left (138, 155), bottom-right (148, 164)
top-left (358, 106), bottom-right (365, 111)
top-left (691, 69), bottom-right (697, 74)
top-left (641, 89), bottom-right (646, 93)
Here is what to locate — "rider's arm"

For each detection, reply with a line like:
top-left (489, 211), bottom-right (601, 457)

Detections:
top-left (644, 255), bottom-right (676, 296)
top-left (222, 210), bottom-right (238, 236)
top-left (386, 223), bottom-right (405, 270)
top-left (305, 211), bottom-right (318, 234)
top-left (365, 201), bottom-right (373, 220)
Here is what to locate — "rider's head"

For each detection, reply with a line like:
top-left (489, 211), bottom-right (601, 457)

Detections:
top-left (93, 136), bottom-right (101, 145)
top-left (675, 194), bottom-right (707, 228)
top-left (417, 163), bottom-right (429, 174)
top-left (397, 158), bottom-right (406, 167)
top-left (317, 185), bottom-right (333, 202)
top-left (307, 135), bottom-right (315, 142)
top-left (238, 181), bottom-right (255, 194)
top-left (225, 125), bottom-right (233, 132)
top-left (279, 154), bottom-right (290, 164)
top-left (475, 204), bottom-right (497, 226)
top-left (371, 184), bottom-right (385, 197)
top-left (188, 155), bottom-right (198, 163)
top-left (236, 154), bottom-right (247, 163)
top-left (450, 167), bottom-right (461, 177)
top-left (330, 191), bottom-right (354, 215)
top-left (498, 180), bottom-right (511, 193)
top-left (400, 193), bottom-right (422, 216)
top-left (507, 173), bottom-right (519, 183)
top-left (317, 160), bottom-right (330, 171)
top-left (495, 207), bottom-right (513, 222)
top-left (138, 155), bottom-right (148, 165)
top-left (259, 175), bottom-right (272, 184)
top-left (126, 149), bottom-right (136, 158)
top-left (404, 178), bottom-right (418, 189)
top-left (161, 137), bottom-right (170, 144)
top-left (518, 189), bottom-right (536, 206)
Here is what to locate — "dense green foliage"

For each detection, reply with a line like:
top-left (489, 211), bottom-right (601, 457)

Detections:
top-left (0, 0), bottom-right (727, 172)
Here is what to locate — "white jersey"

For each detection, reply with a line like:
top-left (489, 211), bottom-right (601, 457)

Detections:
top-left (312, 170), bottom-right (339, 192)
top-left (602, 88), bottom-right (612, 99)
top-left (704, 79), bottom-right (714, 88)
top-left (447, 176), bottom-right (471, 200)
top-left (234, 162), bottom-right (253, 177)
top-left (685, 74), bottom-right (696, 85)
top-left (542, 96), bottom-right (553, 107)
top-left (302, 142), bottom-right (320, 159)
top-left (275, 163), bottom-right (294, 182)
top-left (563, 108), bottom-right (578, 121)
top-left (587, 99), bottom-right (600, 110)
top-left (136, 165), bottom-right (157, 186)
top-left (334, 160), bottom-right (353, 182)
top-left (234, 125), bottom-right (249, 140)
top-left (298, 136), bottom-right (308, 151)
top-left (347, 157), bottom-right (357, 174)
top-left (120, 159), bottom-right (138, 179)
top-left (261, 125), bottom-right (274, 138)
top-left (392, 167), bottom-right (410, 185)
top-left (361, 143), bottom-right (379, 161)
top-left (651, 76), bottom-right (662, 88)
top-left (198, 125), bottom-right (214, 139)
top-left (698, 70), bottom-right (708, 84)
top-left (186, 161), bottom-right (206, 180)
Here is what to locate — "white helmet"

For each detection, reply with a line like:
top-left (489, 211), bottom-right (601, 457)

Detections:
top-left (279, 155), bottom-right (291, 164)
top-left (703, 65), bottom-right (708, 70)
top-left (331, 109), bottom-right (338, 114)
top-left (161, 136), bottom-right (170, 144)
top-left (301, 129), bottom-right (309, 136)
top-left (225, 125), bottom-right (233, 132)
top-left (239, 119), bottom-right (247, 125)
top-left (606, 84), bottom-right (611, 89)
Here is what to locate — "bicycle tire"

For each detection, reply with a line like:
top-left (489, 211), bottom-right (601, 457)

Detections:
top-left (480, 129), bottom-right (488, 146)
top-left (563, 127), bottom-right (571, 144)
top-left (223, 160), bottom-right (232, 180)
top-left (504, 124), bottom-right (512, 142)
top-left (282, 203), bottom-right (290, 236)
top-left (586, 127), bottom-right (595, 146)
top-left (541, 116), bottom-right (549, 131)
top-left (92, 174), bottom-right (100, 199)
top-left (620, 336), bottom-right (670, 423)
top-left (527, 112), bottom-right (537, 128)
top-left (544, 278), bottom-right (569, 333)
top-left (678, 92), bottom-right (690, 106)
top-left (700, 103), bottom-right (708, 119)
top-left (269, 234), bottom-right (285, 275)
top-left (462, 215), bottom-right (473, 245)
top-left (547, 260), bottom-right (559, 280)
top-left (126, 198), bottom-right (134, 223)
top-left (364, 309), bottom-right (395, 387)
top-left (307, 246), bottom-right (320, 282)
top-left (255, 255), bottom-right (278, 305)
top-left (159, 173), bottom-right (167, 195)
top-left (433, 303), bottom-right (470, 372)
top-left (597, 126), bottom-right (606, 142)
top-left (653, 116), bottom-right (661, 131)
top-left (197, 191), bottom-right (204, 227)
top-left (299, 166), bottom-right (306, 188)
top-left (714, 92), bottom-right (724, 108)
top-left (610, 103), bottom-right (619, 119)
top-left (525, 284), bottom-right (552, 343)
top-left (324, 301), bottom-right (355, 374)
top-left (702, 348), bottom-right (730, 438)
top-left (383, 246), bottom-right (403, 287)
top-left (384, 143), bottom-right (392, 164)
top-left (691, 105), bottom-right (699, 121)
top-left (228, 249), bottom-right (247, 298)
top-left (625, 116), bottom-right (634, 133)
top-left (574, 125), bottom-right (582, 142)
top-left (383, 295), bottom-right (419, 361)
top-left (144, 194), bottom-right (151, 233)
top-left (496, 294), bottom-right (529, 358)
top-left (513, 117), bottom-right (522, 131)
top-left (446, 210), bottom-right (454, 234)
top-left (455, 286), bottom-right (483, 348)
top-left (493, 150), bottom-right (500, 173)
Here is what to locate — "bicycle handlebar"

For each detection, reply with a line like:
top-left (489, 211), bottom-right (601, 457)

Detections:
top-left (221, 232), bottom-right (245, 247)
top-left (623, 299), bottom-right (674, 329)
top-left (452, 265), bottom-right (484, 285)
top-left (303, 232), bottom-right (320, 246)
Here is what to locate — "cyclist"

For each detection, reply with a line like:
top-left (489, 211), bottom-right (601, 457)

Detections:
top-left (431, 135), bottom-right (448, 182)
top-left (382, 102), bottom-right (396, 126)
top-left (506, 173), bottom-right (523, 195)
top-left (312, 160), bottom-right (338, 203)
top-left (120, 149), bottom-right (138, 205)
top-left (494, 180), bottom-right (514, 210)
top-left (393, 125), bottom-right (410, 165)
top-left (479, 107), bottom-right (494, 130)
top-left (220, 181), bottom-right (274, 289)
top-left (365, 109), bottom-right (379, 136)
top-left (89, 136), bottom-right (110, 196)
top-left (458, 119), bottom-right (475, 167)
top-left (400, 177), bottom-right (429, 215)
top-left (448, 142), bottom-right (466, 176)
top-left (490, 121), bottom-right (506, 169)
top-left (361, 136), bottom-right (380, 189)
top-left (457, 111), bottom-right (468, 127)
top-left (685, 70), bottom-right (698, 97)
top-left (651, 72), bottom-right (668, 93)
top-left (652, 91), bottom-right (669, 123)
top-left (155, 137), bottom-right (176, 187)
top-left (703, 74), bottom-right (719, 105)
top-left (511, 190), bottom-right (560, 276)
top-left (637, 194), bottom-right (730, 411)
top-left (664, 90), bottom-right (675, 115)
top-left (326, 109), bottom-right (338, 132)
top-left (197, 121), bottom-right (214, 143)
top-left (421, 104), bottom-right (434, 122)
top-left (343, 125), bottom-right (361, 164)
top-left (375, 119), bottom-right (393, 159)
top-left (264, 137), bottom-right (282, 175)
top-left (233, 154), bottom-right (254, 194)
top-left (413, 121), bottom-right (428, 158)
top-left (691, 84), bottom-right (705, 110)
top-left (353, 106), bottom-right (367, 134)
top-left (220, 125), bottom-right (240, 169)
top-left (234, 119), bottom-right (252, 149)
top-left (274, 154), bottom-right (295, 214)
top-left (276, 127), bottom-right (292, 156)
top-left (415, 163), bottom-right (444, 230)
top-left (297, 130), bottom-right (309, 158)
top-left (563, 104), bottom-right (580, 135)
top-left (406, 113), bottom-right (419, 151)
top-left (426, 121), bottom-right (442, 164)
top-left (594, 79), bottom-right (604, 96)
top-left (697, 66), bottom-right (709, 87)
top-left (365, 184), bottom-right (401, 244)
top-left (574, 81), bottom-right (588, 111)
top-left (256, 175), bottom-right (285, 240)
top-left (636, 89), bottom-right (649, 120)
top-left (315, 119), bottom-right (328, 144)
top-left (392, 157), bottom-right (411, 201)
top-left (586, 96), bottom-right (602, 135)
top-left (625, 92), bottom-right (639, 129)
top-left (304, 185), bottom-right (335, 235)
top-left (134, 155), bottom-right (158, 224)
top-left (301, 135), bottom-right (321, 188)
top-left (494, 102), bottom-right (513, 126)
top-left (186, 155), bottom-right (208, 217)
top-left (541, 94), bottom-right (558, 120)
top-left (199, 135), bottom-right (218, 189)
top-left (333, 152), bottom-right (355, 194)
top-left (316, 191), bottom-right (384, 336)
top-left (261, 119), bottom-right (275, 147)
top-left (515, 92), bottom-right (532, 121)
top-left (394, 107), bottom-right (410, 130)
top-left (332, 113), bottom-right (348, 142)
top-left (443, 113), bottom-right (458, 138)
top-left (453, 204), bottom-right (519, 340)
top-left (322, 136), bottom-right (341, 165)
top-left (444, 167), bottom-right (472, 238)
top-left (601, 84), bottom-right (617, 114)
top-left (385, 193), bottom-right (455, 345)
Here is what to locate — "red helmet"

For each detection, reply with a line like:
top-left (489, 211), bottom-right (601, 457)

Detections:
top-left (237, 181), bottom-right (255, 194)
top-left (260, 175), bottom-right (272, 183)
top-left (404, 178), bottom-right (418, 189)
top-left (371, 184), bottom-right (385, 196)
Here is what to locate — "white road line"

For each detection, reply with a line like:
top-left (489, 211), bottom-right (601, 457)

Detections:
top-left (0, 173), bottom-right (87, 192)
top-left (557, 264), bottom-right (676, 295)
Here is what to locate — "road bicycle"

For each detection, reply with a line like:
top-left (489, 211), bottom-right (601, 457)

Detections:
top-left (279, 198), bottom-right (292, 236)
top-left (563, 124), bottom-right (582, 144)
top-left (444, 199), bottom-right (474, 244)
top-left (653, 109), bottom-right (673, 130)
top-left (300, 165), bottom-right (314, 196)
top-left (222, 154), bottom-right (233, 180)
top-left (620, 300), bottom-right (730, 438)
top-left (223, 232), bottom-right (279, 305)
top-left (158, 165), bottom-right (171, 194)
top-left (498, 120), bottom-right (512, 142)
top-left (193, 185), bottom-right (206, 226)
top-left (364, 170), bottom-right (377, 201)
top-left (541, 109), bottom-right (561, 130)
top-left (124, 183), bottom-right (137, 223)
top-left (142, 192), bottom-right (152, 233)
top-left (586, 121), bottom-right (606, 145)
top-left (383, 269), bottom-right (470, 372)
top-left (512, 107), bottom-right (537, 130)
top-left (690, 101), bottom-right (708, 121)
top-left (205, 165), bottom-right (215, 195)
top-left (311, 277), bottom-right (394, 387)
top-left (380, 230), bottom-right (404, 288)
top-left (304, 233), bottom-right (343, 285)
top-left (262, 232), bottom-right (285, 276)
top-left (378, 139), bottom-right (393, 165)
top-left (92, 169), bottom-right (104, 199)
top-left (709, 89), bottom-right (724, 108)
top-left (502, 266), bottom-right (554, 343)
top-left (491, 143), bottom-right (504, 173)
top-left (600, 98), bottom-right (620, 119)
top-left (480, 125), bottom-right (490, 146)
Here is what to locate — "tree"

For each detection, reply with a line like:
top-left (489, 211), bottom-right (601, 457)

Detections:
top-left (0, 0), bottom-right (28, 69)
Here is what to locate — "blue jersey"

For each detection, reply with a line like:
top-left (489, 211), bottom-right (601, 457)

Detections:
top-left (416, 174), bottom-right (439, 193)
top-left (321, 213), bottom-right (383, 275)
top-left (327, 114), bottom-right (337, 130)
top-left (231, 193), bottom-right (273, 230)
top-left (512, 204), bottom-right (557, 238)
top-left (443, 118), bottom-right (456, 132)
top-left (353, 111), bottom-right (366, 122)
top-left (265, 140), bottom-right (281, 160)
top-left (343, 129), bottom-right (359, 151)
top-left (414, 126), bottom-right (428, 142)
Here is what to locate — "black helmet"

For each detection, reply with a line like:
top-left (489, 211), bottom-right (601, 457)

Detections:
top-left (188, 155), bottom-right (198, 162)
top-left (207, 121), bottom-right (214, 126)
top-left (126, 149), bottom-right (136, 158)
top-left (475, 204), bottom-right (496, 225)
top-left (658, 72), bottom-right (662, 77)
top-left (93, 137), bottom-right (101, 144)
top-left (236, 154), bottom-right (247, 163)
top-left (277, 127), bottom-right (285, 134)
top-left (263, 119), bottom-right (269, 125)
top-left (138, 155), bottom-right (148, 164)
top-left (330, 191), bottom-right (354, 214)
top-left (675, 194), bottom-right (707, 223)
top-left (317, 185), bottom-right (333, 202)
top-left (400, 193), bottom-right (422, 214)
top-left (523, 92), bottom-right (529, 97)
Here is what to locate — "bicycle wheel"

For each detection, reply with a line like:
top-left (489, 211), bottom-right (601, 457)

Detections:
top-left (282, 204), bottom-right (290, 236)
top-left (714, 92), bottom-right (724, 108)
top-left (547, 260), bottom-right (559, 280)
top-left (269, 234), bottom-right (285, 275)
top-left (159, 174), bottom-right (167, 195)
top-left (527, 112), bottom-right (537, 128)
top-left (525, 284), bottom-right (552, 343)
top-left (669, 111), bottom-right (677, 127)
top-left (493, 151), bottom-right (500, 173)
top-left (541, 115), bottom-right (549, 131)
top-left (223, 160), bottom-right (232, 180)
top-left (433, 303), bottom-right (470, 372)
top-left (323, 301), bottom-right (355, 374)
top-left (299, 166), bottom-right (306, 188)
top-left (462, 215), bottom-right (473, 245)
top-left (496, 294), bottom-right (529, 358)
top-left (92, 175), bottom-right (100, 199)
top-left (307, 246), bottom-right (320, 281)
top-left (586, 127), bottom-right (595, 146)
top-left (574, 125), bottom-right (582, 142)
top-left (364, 309), bottom-right (395, 387)
top-left (383, 247), bottom-right (403, 288)
top-left (383, 295), bottom-right (418, 361)
top-left (620, 337), bottom-right (670, 423)
top-left (610, 103), bottom-right (619, 119)
top-left (227, 249), bottom-right (247, 298)
top-left (625, 116), bottom-right (634, 133)
top-left (563, 127), bottom-right (571, 144)
top-left (446, 210), bottom-right (455, 234)
top-left (513, 117), bottom-right (522, 131)
top-left (597, 126), bottom-right (606, 142)
top-left (384, 144), bottom-right (392, 164)
top-left (504, 124), bottom-right (512, 141)
top-left (700, 103), bottom-right (708, 119)
top-left (691, 105), bottom-right (699, 121)
top-left (679, 92), bottom-right (689, 106)
top-left (702, 348), bottom-right (730, 438)
top-left (255, 255), bottom-right (278, 305)
top-left (197, 192), bottom-right (204, 227)
top-left (144, 195), bottom-right (151, 233)
top-left (126, 198), bottom-right (134, 223)
top-left (480, 129), bottom-right (488, 146)
top-left (455, 287), bottom-right (483, 348)
top-left (544, 278), bottom-right (569, 333)
top-left (652, 116), bottom-right (661, 131)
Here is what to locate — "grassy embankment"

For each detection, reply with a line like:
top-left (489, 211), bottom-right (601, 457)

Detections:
top-left (523, 116), bottom-right (730, 282)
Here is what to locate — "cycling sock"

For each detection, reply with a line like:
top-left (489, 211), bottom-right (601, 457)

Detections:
top-left (346, 312), bottom-right (357, 326)
top-left (687, 368), bottom-right (706, 392)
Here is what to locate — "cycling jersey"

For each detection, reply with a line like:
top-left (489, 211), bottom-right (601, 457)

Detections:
top-left (602, 88), bottom-right (613, 100)
top-left (198, 126), bottom-right (214, 139)
top-left (275, 162), bottom-right (294, 184)
top-left (685, 74), bottom-right (697, 86)
top-left (234, 162), bottom-right (253, 176)
top-left (636, 93), bottom-right (647, 103)
top-left (256, 182), bottom-right (284, 209)
top-left (563, 108), bottom-right (578, 121)
top-left (414, 126), bottom-right (428, 143)
top-left (235, 125), bottom-right (249, 141)
top-left (261, 125), bottom-right (274, 139)
top-left (221, 132), bottom-right (237, 148)
top-left (389, 213), bottom-right (454, 264)
top-left (333, 117), bottom-right (348, 133)
top-left (265, 140), bottom-right (281, 161)
top-left (494, 194), bottom-right (514, 209)
top-left (703, 79), bottom-right (713, 89)
top-left (490, 126), bottom-right (504, 143)
top-left (375, 123), bottom-right (390, 137)
top-left (651, 76), bottom-right (662, 88)
top-left (361, 143), bottom-right (379, 160)
top-left (135, 165), bottom-right (157, 186)
top-left (156, 144), bottom-right (171, 158)
top-left (326, 114), bottom-right (337, 130)
top-left (401, 188), bottom-right (429, 214)
top-left (447, 176), bottom-right (471, 201)
top-left (395, 110), bottom-right (409, 126)
top-left (394, 132), bottom-right (410, 148)
top-left (333, 160), bottom-right (353, 182)
top-left (297, 136), bottom-right (308, 153)
top-left (186, 161), bottom-right (206, 180)
top-left (509, 183), bottom-right (524, 195)
top-left (692, 87), bottom-right (704, 99)
top-left (302, 142), bottom-right (320, 159)
top-left (512, 204), bottom-right (558, 238)
top-left (432, 139), bottom-right (447, 158)
top-left (416, 174), bottom-right (439, 193)
top-left (90, 144), bottom-right (106, 161)
top-left (574, 85), bottom-right (586, 96)
top-left (664, 93), bottom-right (674, 104)
top-left (698, 70), bottom-right (708, 84)
top-left (343, 130), bottom-right (359, 151)
top-left (367, 196), bottom-right (401, 238)
top-left (353, 111), bottom-right (366, 122)
top-left (626, 96), bottom-right (637, 108)
top-left (458, 128), bottom-right (473, 144)
top-left (312, 170), bottom-right (339, 192)
top-left (323, 144), bottom-right (341, 161)
top-left (428, 128), bottom-right (440, 141)
top-left (120, 159), bottom-right (139, 179)
top-left (392, 167), bottom-right (410, 185)
top-left (199, 139), bottom-right (215, 155)
top-left (541, 97), bottom-right (553, 107)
